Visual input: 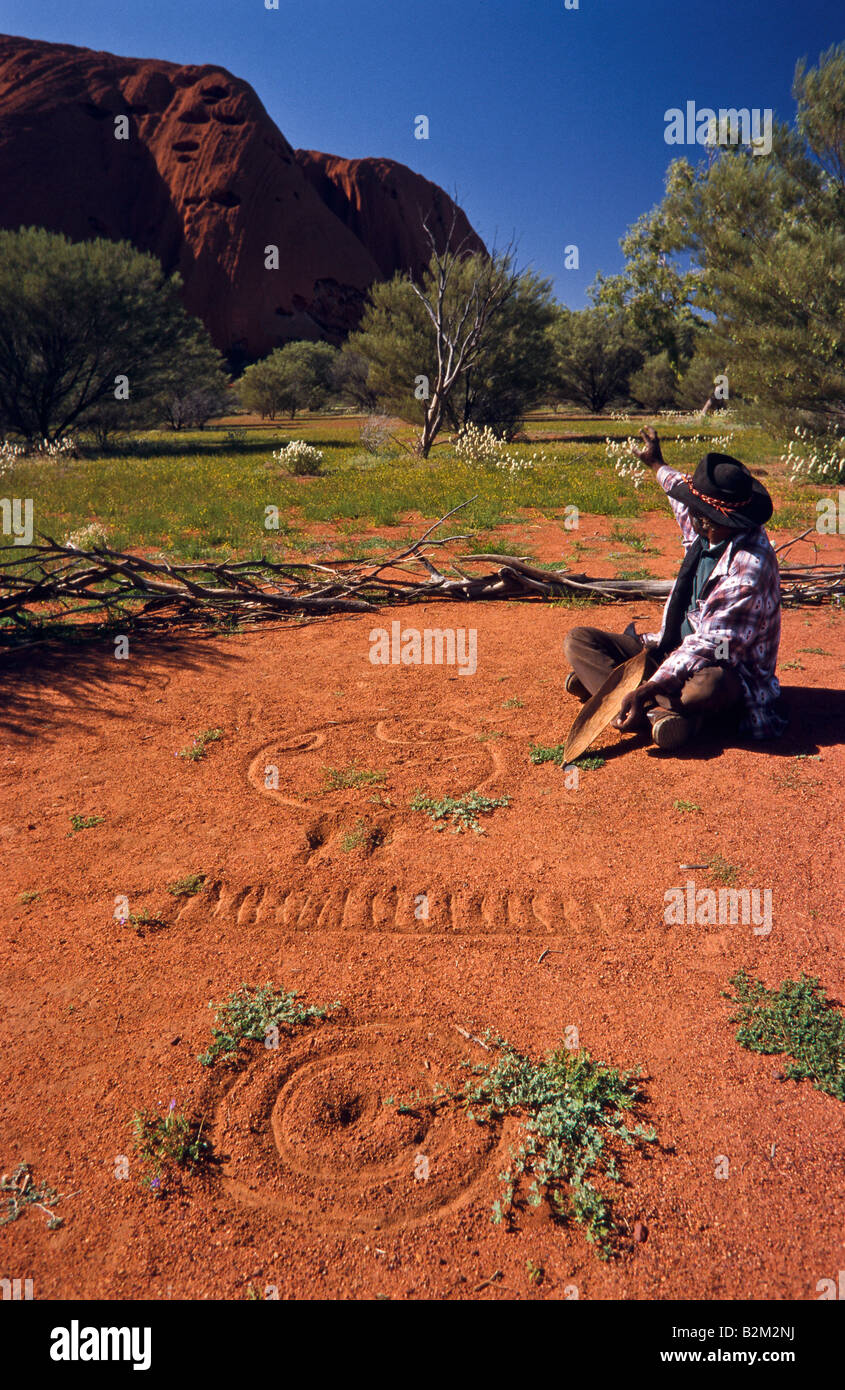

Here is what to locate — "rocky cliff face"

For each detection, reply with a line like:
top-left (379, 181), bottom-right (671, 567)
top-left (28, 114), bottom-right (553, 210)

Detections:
top-left (295, 150), bottom-right (484, 281)
top-left (0, 33), bottom-right (485, 357)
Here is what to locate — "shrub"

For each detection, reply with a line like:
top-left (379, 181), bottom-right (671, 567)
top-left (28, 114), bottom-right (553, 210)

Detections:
top-left (273, 440), bottom-right (325, 476)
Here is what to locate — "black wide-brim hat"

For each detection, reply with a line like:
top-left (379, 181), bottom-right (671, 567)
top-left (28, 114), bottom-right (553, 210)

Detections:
top-left (668, 452), bottom-right (773, 530)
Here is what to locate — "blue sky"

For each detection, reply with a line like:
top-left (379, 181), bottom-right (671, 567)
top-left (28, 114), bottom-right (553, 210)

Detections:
top-left (5, 0), bottom-right (843, 305)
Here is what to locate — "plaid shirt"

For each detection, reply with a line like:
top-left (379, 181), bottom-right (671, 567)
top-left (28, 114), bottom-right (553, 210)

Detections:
top-left (645, 466), bottom-right (786, 739)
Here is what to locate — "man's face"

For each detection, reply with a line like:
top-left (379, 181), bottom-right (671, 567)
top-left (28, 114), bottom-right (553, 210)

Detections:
top-left (690, 511), bottom-right (733, 544)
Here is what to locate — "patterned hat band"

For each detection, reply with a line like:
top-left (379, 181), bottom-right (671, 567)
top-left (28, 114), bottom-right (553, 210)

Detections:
top-left (681, 475), bottom-right (751, 516)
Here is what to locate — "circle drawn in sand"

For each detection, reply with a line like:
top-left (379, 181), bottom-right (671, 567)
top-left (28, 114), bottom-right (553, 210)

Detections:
top-left (212, 1019), bottom-right (503, 1232)
top-left (246, 718), bottom-right (496, 812)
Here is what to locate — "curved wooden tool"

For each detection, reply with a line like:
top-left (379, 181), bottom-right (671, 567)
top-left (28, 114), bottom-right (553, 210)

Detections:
top-left (563, 648), bottom-right (650, 763)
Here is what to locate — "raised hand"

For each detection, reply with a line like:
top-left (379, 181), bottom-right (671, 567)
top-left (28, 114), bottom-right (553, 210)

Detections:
top-left (631, 426), bottom-right (664, 468)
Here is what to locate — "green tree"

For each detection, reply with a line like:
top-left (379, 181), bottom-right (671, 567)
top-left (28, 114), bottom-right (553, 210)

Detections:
top-left (237, 352), bottom-right (299, 419)
top-left (549, 307), bottom-right (643, 413)
top-left (347, 273), bottom-right (431, 429)
top-left (158, 335), bottom-right (230, 430)
top-left (607, 45), bottom-right (845, 432)
top-left (628, 350), bottom-right (678, 411)
top-left (0, 229), bottom-right (225, 442)
top-left (590, 206), bottom-right (700, 368)
top-left (454, 268), bottom-right (557, 437)
top-left (330, 345), bottom-right (379, 410)
top-left (276, 341), bottom-right (338, 411)
top-left (349, 250), bottom-right (550, 450)
top-left (674, 339), bottom-right (730, 413)
top-left (237, 341), bottom-right (338, 419)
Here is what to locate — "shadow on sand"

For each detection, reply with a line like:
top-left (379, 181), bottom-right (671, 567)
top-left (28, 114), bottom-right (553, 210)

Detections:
top-left (0, 630), bottom-right (242, 741)
top-left (590, 684), bottom-right (845, 764)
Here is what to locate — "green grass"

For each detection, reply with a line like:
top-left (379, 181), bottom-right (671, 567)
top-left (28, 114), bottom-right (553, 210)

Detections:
top-left (1, 417), bottom-right (787, 566)
top-left (613, 566), bottom-right (655, 581)
top-left (0, 1162), bottom-right (64, 1230)
top-left (673, 799), bottom-right (702, 813)
top-left (119, 910), bottom-right (169, 935)
top-left (199, 981), bottom-right (333, 1066)
top-left (410, 789), bottom-right (510, 834)
top-left (446, 1038), bottom-right (656, 1257)
top-left (339, 818), bottom-right (384, 853)
top-left (166, 873), bottom-right (206, 896)
top-left (724, 970), bottom-right (845, 1102)
top-left (528, 744), bottom-right (605, 770)
top-left (322, 764), bottom-right (386, 792)
top-left (67, 813), bottom-right (104, 834)
top-left (178, 727), bottom-right (223, 762)
top-left (609, 525), bottom-right (656, 553)
top-left (708, 855), bottom-right (739, 885)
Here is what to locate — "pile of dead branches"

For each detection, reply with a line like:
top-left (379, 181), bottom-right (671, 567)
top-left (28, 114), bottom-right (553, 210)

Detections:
top-left (1, 505), bottom-right (843, 636)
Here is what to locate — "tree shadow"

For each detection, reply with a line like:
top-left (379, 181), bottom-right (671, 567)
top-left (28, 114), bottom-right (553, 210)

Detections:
top-left (0, 630), bottom-right (241, 741)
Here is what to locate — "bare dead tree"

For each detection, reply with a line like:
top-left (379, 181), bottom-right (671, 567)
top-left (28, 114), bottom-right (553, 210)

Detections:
top-left (408, 212), bottom-right (520, 457)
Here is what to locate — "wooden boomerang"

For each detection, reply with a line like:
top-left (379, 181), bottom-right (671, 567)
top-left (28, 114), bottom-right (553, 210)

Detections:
top-left (563, 649), bottom-right (650, 763)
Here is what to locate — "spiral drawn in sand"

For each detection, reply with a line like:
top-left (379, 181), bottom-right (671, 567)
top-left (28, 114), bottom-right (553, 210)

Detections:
top-left (212, 1019), bottom-right (505, 1232)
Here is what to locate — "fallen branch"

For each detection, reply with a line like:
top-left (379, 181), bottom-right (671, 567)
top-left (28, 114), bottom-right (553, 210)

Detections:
top-left (1, 504), bottom-right (843, 639)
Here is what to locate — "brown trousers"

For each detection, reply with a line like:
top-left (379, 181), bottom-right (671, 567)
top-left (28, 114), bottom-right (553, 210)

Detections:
top-left (563, 626), bottom-right (744, 721)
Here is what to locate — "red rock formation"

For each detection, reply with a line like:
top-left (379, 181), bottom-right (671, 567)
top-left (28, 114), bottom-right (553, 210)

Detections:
top-left (0, 33), bottom-right (485, 357)
top-left (295, 150), bottom-right (485, 281)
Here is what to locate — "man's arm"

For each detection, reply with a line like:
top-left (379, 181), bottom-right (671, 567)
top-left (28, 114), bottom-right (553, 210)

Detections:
top-left (631, 425), bottom-right (665, 471)
top-left (634, 427), bottom-right (698, 549)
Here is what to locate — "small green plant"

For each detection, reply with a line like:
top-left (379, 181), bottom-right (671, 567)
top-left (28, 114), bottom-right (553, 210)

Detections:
top-left (322, 764), bottom-right (386, 792)
top-left (526, 1259), bottom-right (544, 1286)
top-left (724, 970), bottom-right (845, 1102)
top-left (609, 525), bottom-right (652, 552)
top-left (529, 744), bottom-right (566, 765)
top-left (529, 744), bottom-right (605, 771)
top-left (772, 756), bottom-right (823, 793)
top-left (410, 790), bottom-right (510, 834)
top-left (708, 855), bottom-right (738, 885)
top-left (132, 1100), bottom-right (210, 1191)
top-left (502, 697), bottom-right (524, 709)
top-left (339, 818), bottom-right (384, 853)
top-left (167, 873), bottom-right (206, 897)
top-left (119, 910), bottom-right (169, 935)
top-left (0, 1163), bottom-right (64, 1230)
top-left (199, 982), bottom-right (333, 1066)
top-left (178, 727), bottom-right (223, 762)
top-left (444, 1040), bottom-right (656, 1257)
top-left (673, 799), bottom-right (701, 813)
top-left (18, 889), bottom-right (40, 904)
top-left (68, 814), bottom-right (104, 835)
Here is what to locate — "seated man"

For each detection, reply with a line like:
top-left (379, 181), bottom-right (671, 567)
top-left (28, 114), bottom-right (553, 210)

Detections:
top-left (563, 427), bottom-right (786, 752)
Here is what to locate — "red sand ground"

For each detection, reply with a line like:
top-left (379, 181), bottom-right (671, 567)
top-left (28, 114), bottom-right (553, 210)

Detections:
top-left (2, 512), bottom-right (844, 1300)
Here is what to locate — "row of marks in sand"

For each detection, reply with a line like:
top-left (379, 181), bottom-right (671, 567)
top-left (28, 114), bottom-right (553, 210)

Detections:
top-left (172, 879), bottom-right (602, 934)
